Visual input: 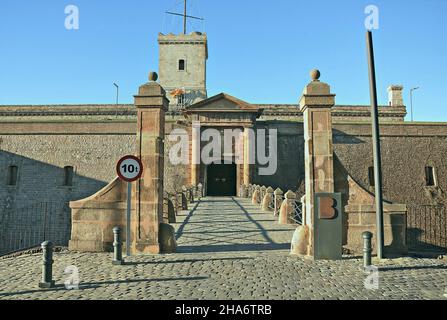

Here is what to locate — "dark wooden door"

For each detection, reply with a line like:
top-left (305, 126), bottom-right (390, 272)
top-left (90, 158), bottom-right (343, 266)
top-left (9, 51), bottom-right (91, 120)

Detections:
top-left (207, 164), bottom-right (237, 196)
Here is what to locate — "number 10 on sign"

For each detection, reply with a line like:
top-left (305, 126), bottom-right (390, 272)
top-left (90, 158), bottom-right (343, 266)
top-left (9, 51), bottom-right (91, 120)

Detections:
top-left (116, 156), bottom-right (143, 257)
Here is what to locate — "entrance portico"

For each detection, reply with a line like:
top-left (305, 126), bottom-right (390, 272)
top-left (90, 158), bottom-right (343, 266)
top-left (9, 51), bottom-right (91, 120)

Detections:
top-left (184, 93), bottom-right (262, 196)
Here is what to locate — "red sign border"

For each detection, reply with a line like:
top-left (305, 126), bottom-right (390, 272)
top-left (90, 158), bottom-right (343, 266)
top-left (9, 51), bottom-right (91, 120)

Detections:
top-left (116, 155), bottom-right (143, 182)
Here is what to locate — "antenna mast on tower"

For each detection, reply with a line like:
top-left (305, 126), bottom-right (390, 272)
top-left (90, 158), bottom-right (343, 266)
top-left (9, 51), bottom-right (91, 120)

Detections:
top-left (166, 0), bottom-right (204, 34)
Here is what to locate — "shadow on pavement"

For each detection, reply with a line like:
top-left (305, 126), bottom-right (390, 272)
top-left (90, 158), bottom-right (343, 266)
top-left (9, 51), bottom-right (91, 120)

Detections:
top-left (378, 264), bottom-right (447, 272)
top-left (124, 257), bottom-right (254, 266)
top-left (0, 276), bottom-right (208, 297)
top-left (177, 243), bottom-right (290, 253)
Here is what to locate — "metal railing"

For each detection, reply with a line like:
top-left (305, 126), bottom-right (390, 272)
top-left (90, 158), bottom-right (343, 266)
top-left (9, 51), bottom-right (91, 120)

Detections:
top-left (268, 193), bottom-right (275, 211)
top-left (241, 184), bottom-right (303, 225)
top-left (0, 202), bottom-right (71, 256)
top-left (407, 204), bottom-right (447, 252)
top-left (290, 200), bottom-right (303, 225)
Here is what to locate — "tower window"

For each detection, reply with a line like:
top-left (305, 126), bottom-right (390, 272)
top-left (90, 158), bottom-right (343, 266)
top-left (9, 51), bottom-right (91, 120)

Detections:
top-left (178, 59), bottom-right (185, 71)
top-left (64, 166), bottom-right (74, 186)
top-left (368, 167), bottom-right (375, 187)
top-left (7, 166), bottom-right (18, 186)
top-left (425, 166), bottom-right (436, 186)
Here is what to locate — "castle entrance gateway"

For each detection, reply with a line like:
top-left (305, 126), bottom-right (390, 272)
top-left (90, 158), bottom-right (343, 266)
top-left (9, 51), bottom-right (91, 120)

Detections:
top-left (184, 93), bottom-right (262, 194)
top-left (206, 163), bottom-right (237, 196)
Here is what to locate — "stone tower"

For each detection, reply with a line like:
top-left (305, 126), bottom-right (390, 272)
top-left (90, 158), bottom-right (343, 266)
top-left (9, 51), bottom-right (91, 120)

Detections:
top-left (158, 32), bottom-right (208, 110)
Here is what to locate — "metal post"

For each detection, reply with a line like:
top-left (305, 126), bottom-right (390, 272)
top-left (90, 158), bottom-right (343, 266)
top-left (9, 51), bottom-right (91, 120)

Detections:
top-left (39, 241), bottom-right (55, 288)
top-left (183, 0), bottom-right (187, 34)
top-left (126, 182), bottom-right (131, 257)
top-left (113, 82), bottom-right (119, 118)
top-left (112, 227), bottom-right (124, 265)
top-left (366, 31), bottom-right (385, 259)
top-left (176, 191), bottom-right (183, 212)
top-left (363, 232), bottom-right (373, 268)
top-left (113, 83), bottom-right (119, 105)
top-left (182, 187), bottom-right (188, 210)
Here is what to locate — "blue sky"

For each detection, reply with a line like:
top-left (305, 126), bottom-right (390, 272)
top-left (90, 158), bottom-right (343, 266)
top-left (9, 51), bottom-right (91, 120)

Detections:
top-left (0, 0), bottom-right (446, 121)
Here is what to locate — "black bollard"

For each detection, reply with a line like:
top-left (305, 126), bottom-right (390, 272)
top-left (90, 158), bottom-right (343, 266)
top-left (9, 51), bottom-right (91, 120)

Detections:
top-left (112, 227), bottom-right (124, 266)
top-left (363, 231), bottom-right (373, 268)
top-left (39, 241), bottom-right (55, 288)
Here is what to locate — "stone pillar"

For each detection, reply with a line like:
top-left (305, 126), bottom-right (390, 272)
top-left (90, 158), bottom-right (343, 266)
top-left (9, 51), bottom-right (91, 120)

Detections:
top-left (248, 184), bottom-right (254, 198)
top-left (278, 190), bottom-right (296, 225)
top-left (191, 119), bottom-right (201, 186)
top-left (252, 185), bottom-right (260, 205)
top-left (132, 72), bottom-right (169, 254)
top-left (260, 186), bottom-right (267, 206)
top-left (262, 187), bottom-right (274, 212)
top-left (297, 69), bottom-right (336, 257)
top-left (243, 126), bottom-right (254, 186)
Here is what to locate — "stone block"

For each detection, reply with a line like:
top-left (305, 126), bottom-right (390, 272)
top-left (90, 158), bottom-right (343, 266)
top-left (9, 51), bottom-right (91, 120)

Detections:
top-left (71, 222), bottom-right (103, 241)
top-left (69, 239), bottom-right (111, 252)
top-left (346, 212), bottom-right (360, 225)
top-left (159, 223), bottom-right (177, 254)
top-left (311, 111), bottom-right (330, 132)
top-left (291, 225), bottom-right (309, 256)
top-left (133, 242), bottom-right (160, 254)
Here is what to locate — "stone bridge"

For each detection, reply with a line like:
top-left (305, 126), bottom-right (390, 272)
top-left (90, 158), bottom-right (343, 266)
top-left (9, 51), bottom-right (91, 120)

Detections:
top-left (174, 197), bottom-right (296, 254)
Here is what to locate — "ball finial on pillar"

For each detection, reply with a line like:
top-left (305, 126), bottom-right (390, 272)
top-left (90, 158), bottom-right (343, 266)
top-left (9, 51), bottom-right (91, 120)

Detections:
top-left (310, 69), bottom-right (321, 81)
top-left (149, 71), bottom-right (158, 82)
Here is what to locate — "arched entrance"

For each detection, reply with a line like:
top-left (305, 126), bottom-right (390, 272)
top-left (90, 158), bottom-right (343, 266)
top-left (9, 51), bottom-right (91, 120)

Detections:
top-left (206, 163), bottom-right (237, 196)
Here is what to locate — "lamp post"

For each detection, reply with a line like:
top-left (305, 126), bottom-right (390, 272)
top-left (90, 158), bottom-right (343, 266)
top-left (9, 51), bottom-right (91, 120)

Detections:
top-left (410, 87), bottom-right (420, 122)
top-left (366, 31), bottom-right (385, 260)
top-left (113, 82), bottom-right (119, 118)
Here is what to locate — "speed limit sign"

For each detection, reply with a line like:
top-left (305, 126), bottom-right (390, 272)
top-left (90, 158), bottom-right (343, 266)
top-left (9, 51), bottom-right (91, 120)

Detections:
top-left (116, 155), bottom-right (143, 182)
top-left (116, 155), bottom-right (143, 258)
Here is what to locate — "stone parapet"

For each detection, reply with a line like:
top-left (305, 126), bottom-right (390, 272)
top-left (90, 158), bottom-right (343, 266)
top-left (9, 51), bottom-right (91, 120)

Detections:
top-left (69, 177), bottom-right (129, 252)
top-left (344, 203), bottom-right (407, 255)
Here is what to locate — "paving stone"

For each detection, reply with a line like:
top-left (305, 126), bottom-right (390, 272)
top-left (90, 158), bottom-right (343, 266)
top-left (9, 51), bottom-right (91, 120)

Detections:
top-left (0, 197), bottom-right (446, 300)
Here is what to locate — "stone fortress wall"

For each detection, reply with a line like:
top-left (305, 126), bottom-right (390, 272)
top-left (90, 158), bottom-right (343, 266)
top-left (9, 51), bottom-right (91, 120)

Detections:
top-left (0, 102), bottom-right (446, 254)
top-left (0, 119), bottom-right (136, 253)
top-left (254, 121), bottom-right (447, 206)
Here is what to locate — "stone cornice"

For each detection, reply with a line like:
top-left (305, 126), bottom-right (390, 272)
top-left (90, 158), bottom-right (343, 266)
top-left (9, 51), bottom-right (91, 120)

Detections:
top-left (0, 104), bottom-right (135, 117)
top-left (261, 105), bottom-right (407, 118)
top-left (0, 104), bottom-right (407, 119)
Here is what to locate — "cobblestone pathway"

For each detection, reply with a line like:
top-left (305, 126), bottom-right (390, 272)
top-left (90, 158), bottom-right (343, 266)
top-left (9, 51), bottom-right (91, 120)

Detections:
top-left (175, 197), bottom-right (296, 253)
top-left (0, 197), bottom-right (446, 300)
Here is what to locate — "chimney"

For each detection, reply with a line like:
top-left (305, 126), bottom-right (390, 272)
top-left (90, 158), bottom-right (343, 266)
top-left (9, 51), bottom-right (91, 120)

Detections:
top-left (388, 85), bottom-right (404, 106)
